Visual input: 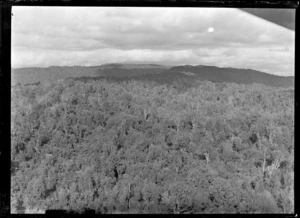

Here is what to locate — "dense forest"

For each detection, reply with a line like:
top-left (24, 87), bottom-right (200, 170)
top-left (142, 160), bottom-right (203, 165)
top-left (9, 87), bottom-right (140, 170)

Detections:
top-left (11, 78), bottom-right (294, 214)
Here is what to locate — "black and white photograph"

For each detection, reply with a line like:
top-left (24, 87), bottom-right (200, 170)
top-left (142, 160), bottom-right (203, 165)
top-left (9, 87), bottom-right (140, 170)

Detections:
top-left (11, 6), bottom-right (295, 214)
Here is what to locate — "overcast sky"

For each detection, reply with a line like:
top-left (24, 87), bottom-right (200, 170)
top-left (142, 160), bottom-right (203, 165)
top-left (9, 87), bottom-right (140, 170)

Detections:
top-left (12, 7), bottom-right (295, 76)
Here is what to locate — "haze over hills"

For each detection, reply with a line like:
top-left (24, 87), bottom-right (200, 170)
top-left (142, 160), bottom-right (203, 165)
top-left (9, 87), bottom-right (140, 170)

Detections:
top-left (12, 63), bottom-right (294, 88)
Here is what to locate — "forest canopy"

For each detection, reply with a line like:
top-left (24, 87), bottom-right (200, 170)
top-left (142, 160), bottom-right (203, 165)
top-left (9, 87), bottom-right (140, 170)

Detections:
top-left (11, 78), bottom-right (294, 214)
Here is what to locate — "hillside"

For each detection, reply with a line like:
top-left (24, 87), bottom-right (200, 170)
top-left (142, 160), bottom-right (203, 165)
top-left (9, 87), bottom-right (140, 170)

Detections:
top-left (12, 64), bottom-right (294, 88)
top-left (11, 66), bottom-right (101, 86)
top-left (165, 65), bottom-right (294, 87)
top-left (96, 63), bottom-right (168, 78)
top-left (11, 64), bottom-right (169, 86)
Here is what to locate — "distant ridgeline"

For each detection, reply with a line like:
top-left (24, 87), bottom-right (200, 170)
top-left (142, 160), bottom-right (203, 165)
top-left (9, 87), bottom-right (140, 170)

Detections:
top-left (12, 64), bottom-right (294, 88)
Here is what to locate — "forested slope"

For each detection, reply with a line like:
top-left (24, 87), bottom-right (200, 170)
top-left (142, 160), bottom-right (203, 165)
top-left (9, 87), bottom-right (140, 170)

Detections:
top-left (166, 66), bottom-right (294, 87)
top-left (12, 64), bottom-right (294, 88)
top-left (11, 79), bottom-right (294, 214)
top-left (11, 66), bottom-right (100, 86)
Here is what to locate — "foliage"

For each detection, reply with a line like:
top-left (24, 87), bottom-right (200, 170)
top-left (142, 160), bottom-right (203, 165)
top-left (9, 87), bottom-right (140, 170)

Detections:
top-left (11, 78), bottom-right (294, 214)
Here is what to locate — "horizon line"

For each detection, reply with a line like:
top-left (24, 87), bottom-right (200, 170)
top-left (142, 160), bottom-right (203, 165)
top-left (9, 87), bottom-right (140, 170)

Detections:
top-left (11, 63), bottom-right (294, 77)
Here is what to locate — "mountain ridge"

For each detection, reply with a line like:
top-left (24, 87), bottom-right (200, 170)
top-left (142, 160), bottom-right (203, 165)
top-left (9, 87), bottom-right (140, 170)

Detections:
top-left (12, 63), bottom-right (294, 88)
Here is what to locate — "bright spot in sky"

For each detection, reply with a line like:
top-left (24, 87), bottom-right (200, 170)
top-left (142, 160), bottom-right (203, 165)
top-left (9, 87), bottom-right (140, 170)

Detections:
top-left (208, 27), bottom-right (214, 32)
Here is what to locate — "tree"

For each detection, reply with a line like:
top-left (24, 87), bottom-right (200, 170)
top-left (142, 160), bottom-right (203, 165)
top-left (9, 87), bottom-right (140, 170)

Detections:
top-left (163, 181), bottom-right (195, 214)
top-left (208, 177), bottom-right (240, 212)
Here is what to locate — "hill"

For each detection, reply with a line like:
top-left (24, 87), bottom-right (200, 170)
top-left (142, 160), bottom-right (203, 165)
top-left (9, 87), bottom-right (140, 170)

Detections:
top-left (96, 63), bottom-right (168, 78)
top-left (12, 64), bottom-right (294, 88)
top-left (140, 65), bottom-right (294, 87)
top-left (11, 64), bottom-right (169, 86)
top-left (11, 66), bottom-right (101, 86)
top-left (166, 65), bottom-right (294, 87)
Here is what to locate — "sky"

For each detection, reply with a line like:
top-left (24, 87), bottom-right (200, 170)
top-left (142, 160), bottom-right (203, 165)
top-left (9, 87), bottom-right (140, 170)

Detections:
top-left (12, 7), bottom-right (295, 76)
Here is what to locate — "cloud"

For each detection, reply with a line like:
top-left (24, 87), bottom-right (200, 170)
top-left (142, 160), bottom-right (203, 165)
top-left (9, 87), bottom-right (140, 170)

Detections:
top-left (12, 7), bottom-right (295, 76)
